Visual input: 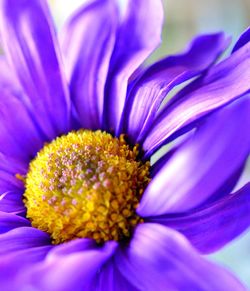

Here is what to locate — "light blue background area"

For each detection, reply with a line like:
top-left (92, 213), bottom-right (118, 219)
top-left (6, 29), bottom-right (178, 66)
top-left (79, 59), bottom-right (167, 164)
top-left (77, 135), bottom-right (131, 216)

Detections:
top-left (209, 231), bottom-right (250, 288)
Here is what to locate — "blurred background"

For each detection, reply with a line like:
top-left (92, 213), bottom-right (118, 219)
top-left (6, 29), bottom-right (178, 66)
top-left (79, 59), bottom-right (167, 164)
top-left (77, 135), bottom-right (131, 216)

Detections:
top-left (49, 0), bottom-right (250, 288)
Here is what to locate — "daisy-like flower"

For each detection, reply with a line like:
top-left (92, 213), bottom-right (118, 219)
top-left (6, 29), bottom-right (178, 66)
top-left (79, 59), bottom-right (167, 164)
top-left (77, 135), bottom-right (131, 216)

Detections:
top-left (0, 0), bottom-right (250, 290)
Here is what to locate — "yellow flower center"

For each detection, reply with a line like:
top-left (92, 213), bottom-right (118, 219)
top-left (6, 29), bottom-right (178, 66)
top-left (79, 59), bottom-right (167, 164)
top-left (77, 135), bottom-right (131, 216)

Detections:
top-left (23, 130), bottom-right (150, 244)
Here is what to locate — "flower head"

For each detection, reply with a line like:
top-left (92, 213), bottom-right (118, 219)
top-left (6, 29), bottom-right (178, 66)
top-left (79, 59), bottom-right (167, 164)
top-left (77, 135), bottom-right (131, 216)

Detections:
top-left (0, 0), bottom-right (250, 290)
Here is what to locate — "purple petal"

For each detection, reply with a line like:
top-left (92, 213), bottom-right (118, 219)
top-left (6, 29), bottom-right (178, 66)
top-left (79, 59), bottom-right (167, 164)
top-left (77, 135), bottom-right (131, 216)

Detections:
top-left (91, 259), bottom-right (139, 291)
top-left (151, 136), bottom-right (246, 204)
top-left (0, 246), bottom-right (52, 291)
top-left (151, 183), bottom-right (250, 254)
top-left (203, 161), bottom-right (246, 204)
top-left (0, 152), bottom-right (27, 174)
top-left (0, 171), bottom-right (24, 193)
top-left (0, 92), bottom-right (44, 162)
top-left (0, 57), bottom-right (51, 143)
top-left (138, 97), bottom-right (250, 216)
top-left (0, 0), bottom-right (71, 139)
top-left (103, 0), bottom-right (164, 134)
top-left (115, 223), bottom-right (245, 290)
top-left (59, 0), bottom-right (118, 130)
top-left (0, 154), bottom-right (26, 214)
top-left (0, 227), bottom-right (51, 255)
top-left (123, 32), bottom-right (230, 143)
top-left (232, 26), bottom-right (250, 53)
top-left (150, 131), bottom-right (193, 178)
top-left (0, 56), bottom-right (23, 91)
top-left (0, 211), bottom-right (30, 234)
top-left (143, 41), bottom-right (250, 157)
top-left (0, 191), bottom-right (25, 214)
top-left (20, 239), bottom-right (117, 290)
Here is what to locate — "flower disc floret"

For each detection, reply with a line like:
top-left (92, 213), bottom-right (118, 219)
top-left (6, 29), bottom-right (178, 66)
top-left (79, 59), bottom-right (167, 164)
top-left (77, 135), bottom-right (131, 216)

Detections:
top-left (23, 130), bottom-right (150, 244)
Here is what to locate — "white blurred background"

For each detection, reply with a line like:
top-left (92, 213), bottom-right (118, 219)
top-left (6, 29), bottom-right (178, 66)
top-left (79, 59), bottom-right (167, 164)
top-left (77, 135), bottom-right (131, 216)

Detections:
top-left (49, 0), bottom-right (250, 288)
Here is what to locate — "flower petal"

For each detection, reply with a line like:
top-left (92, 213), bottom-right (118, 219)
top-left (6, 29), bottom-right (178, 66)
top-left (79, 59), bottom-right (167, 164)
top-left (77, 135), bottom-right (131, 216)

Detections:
top-left (91, 259), bottom-right (140, 291)
top-left (19, 239), bottom-right (117, 290)
top-left (0, 211), bottom-right (30, 234)
top-left (103, 0), bottom-right (164, 134)
top-left (138, 97), bottom-right (250, 216)
top-left (151, 137), bottom-right (246, 204)
top-left (0, 246), bottom-right (52, 291)
top-left (0, 191), bottom-right (25, 214)
top-left (232, 26), bottom-right (250, 53)
top-left (59, 0), bottom-right (118, 130)
top-left (151, 183), bottom-right (250, 254)
top-left (0, 92), bottom-right (44, 162)
top-left (0, 154), bottom-right (26, 214)
top-left (203, 161), bottom-right (246, 204)
top-left (0, 171), bottom-right (23, 193)
top-left (150, 132), bottom-right (192, 178)
top-left (0, 152), bottom-right (27, 174)
top-left (115, 223), bottom-right (245, 290)
top-left (0, 57), bottom-right (49, 142)
top-left (143, 41), bottom-right (250, 157)
top-left (0, 0), bottom-right (70, 139)
top-left (0, 56), bottom-right (22, 91)
top-left (122, 32), bottom-right (230, 143)
top-left (0, 227), bottom-right (51, 255)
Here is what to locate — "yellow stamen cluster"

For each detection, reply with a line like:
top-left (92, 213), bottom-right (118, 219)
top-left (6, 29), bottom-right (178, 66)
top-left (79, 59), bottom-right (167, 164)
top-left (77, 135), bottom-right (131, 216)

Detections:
top-left (23, 130), bottom-right (150, 244)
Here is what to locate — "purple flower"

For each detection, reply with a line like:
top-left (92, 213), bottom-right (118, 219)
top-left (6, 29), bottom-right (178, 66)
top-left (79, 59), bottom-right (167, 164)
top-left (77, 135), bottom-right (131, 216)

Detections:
top-left (0, 0), bottom-right (249, 290)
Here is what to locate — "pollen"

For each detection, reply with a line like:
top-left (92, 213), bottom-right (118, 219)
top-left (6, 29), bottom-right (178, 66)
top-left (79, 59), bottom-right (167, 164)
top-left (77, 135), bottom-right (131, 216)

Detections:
top-left (23, 130), bottom-right (150, 244)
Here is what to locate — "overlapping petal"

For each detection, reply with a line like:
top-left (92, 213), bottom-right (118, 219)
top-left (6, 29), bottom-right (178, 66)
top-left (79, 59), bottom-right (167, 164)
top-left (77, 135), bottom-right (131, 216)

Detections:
top-left (0, 227), bottom-right (50, 255)
top-left (0, 57), bottom-right (22, 93)
top-left (143, 41), bottom-right (250, 156)
top-left (0, 152), bottom-right (27, 176)
top-left (0, 171), bottom-right (23, 194)
top-left (90, 259), bottom-right (139, 291)
top-left (0, 212), bottom-right (30, 234)
top-left (203, 162), bottom-right (246, 204)
top-left (151, 183), bottom-right (250, 254)
top-left (0, 92), bottom-right (44, 162)
top-left (0, 154), bottom-right (26, 214)
top-left (103, 0), bottom-right (164, 134)
top-left (138, 97), bottom-right (250, 216)
top-left (0, 59), bottom-right (46, 163)
top-left (115, 223), bottom-right (244, 290)
top-left (19, 239), bottom-right (117, 291)
top-left (59, 0), bottom-right (118, 130)
top-left (0, 0), bottom-right (70, 139)
top-left (0, 246), bottom-right (52, 291)
top-left (122, 32), bottom-right (230, 143)
top-left (0, 191), bottom-right (25, 214)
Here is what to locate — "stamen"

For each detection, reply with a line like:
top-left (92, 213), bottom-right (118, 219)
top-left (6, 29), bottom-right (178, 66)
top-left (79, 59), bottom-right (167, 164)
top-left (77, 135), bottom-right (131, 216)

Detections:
top-left (23, 130), bottom-right (150, 244)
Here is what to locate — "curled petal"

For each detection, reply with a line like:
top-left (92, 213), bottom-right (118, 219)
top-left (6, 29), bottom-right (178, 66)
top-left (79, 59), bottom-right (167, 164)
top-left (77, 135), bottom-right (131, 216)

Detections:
top-left (0, 227), bottom-right (51, 255)
top-left (115, 223), bottom-right (245, 290)
top-left (103, 0), bottom-right (164, 134)
top-left (0, 191), bottom-right (25, 214)
top-left (123, 32), bottom-right (230, 143)
top-left (0, 246), bottom-right (52, 290)
top-left (91, 259), bottom-right (139, 291)
top-left (138, 97), bottom-right (250, 215)
top-left (143, 42), bottom-right (250, 156)
top-left (0, 211), bottom-right (30, 234)
top-left (151, 183), bottom-right (250, 254)
top-left (19, 239), bottom-right (117, 290)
